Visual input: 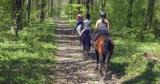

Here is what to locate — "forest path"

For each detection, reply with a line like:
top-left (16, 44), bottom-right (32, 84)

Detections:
top-left (53, 17), bottom-right (120, 84)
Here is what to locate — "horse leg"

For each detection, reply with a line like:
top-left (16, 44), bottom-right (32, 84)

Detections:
top-left (87, 31), bottom-right (91, 51)
top-left (108, 41), bottom-right (114, 68)
top-left (103, 53), bottom-right (106, 69)
top-left (82, 39), bottom-right (85, 52)
top-left (107, 53), bottom-right (111, 68)
top-left (100, 54), bottom-right (107, 76)
top-left (105, 52), bottom-right (110, 73)
top-left (85, 37), bottom-right (89, 56)
top-left (100, 55), bottom-right (104, 76)
top-left (99, 50), bottom-right (103, 75)
top-left (95, 49), bottom-right (99, 71)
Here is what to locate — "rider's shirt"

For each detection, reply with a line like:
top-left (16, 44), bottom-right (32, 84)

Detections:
top-left (80, 19), bottom-right (91, 36)
top-left (77, 14), bottom-right (83, 22)
top-left (97, 19), bottom-right (108, 31)
top-left (84, 19), bottom-right (91, 30)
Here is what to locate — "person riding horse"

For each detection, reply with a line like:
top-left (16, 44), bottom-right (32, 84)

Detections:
top-left (73, 10), bottom-right (84, 33)
top-left (80, 13), bottom-right (91, 53)
top-left (80, 13), bottom-right (91, 36)
top-left (92, 11), bottom-right (114, 49)
top-left (93, 11), bottom-right (110, 42)
top-left (93, 12), bottom-right (114, 75)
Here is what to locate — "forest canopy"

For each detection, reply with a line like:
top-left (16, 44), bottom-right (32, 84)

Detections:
top-left (66, 0), bottom-right (160, 41)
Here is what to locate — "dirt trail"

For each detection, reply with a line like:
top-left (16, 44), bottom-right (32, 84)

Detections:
top-left (53, 17), bottom-right (121, 84)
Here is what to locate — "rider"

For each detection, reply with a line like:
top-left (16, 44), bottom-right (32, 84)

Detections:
top-left (93, 11), bottom-right (114, 50)
top-left (74, 10), bottom-right (84, 33)
top-left (80, 13), bottom-right (91, 35)
top-left (80, 13), bottom-right (92, 51)
top-left (93, 11), bottom-right (109, 41)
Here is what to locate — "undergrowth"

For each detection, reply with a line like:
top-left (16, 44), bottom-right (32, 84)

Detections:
top-left (0, 18), bottom-right (56, 84)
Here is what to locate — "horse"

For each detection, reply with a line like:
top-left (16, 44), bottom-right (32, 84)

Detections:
top-left (76, 24), bottom-right (83, 45)
top-left (94, 33), bottom-right (114, 75)
top-left (80, 29), bottom-right (91, 55)
top-left (76, 24), bottom-right (83, 37)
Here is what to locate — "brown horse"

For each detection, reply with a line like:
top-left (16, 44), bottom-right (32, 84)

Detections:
top-left (94, 34), bottom-right (114, 75)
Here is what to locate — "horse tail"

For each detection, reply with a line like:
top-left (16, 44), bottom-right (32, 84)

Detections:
top-left (104, 37), bottom-right (110, 55)
top-left (81, 30), bottom-right (91, 51)
top-left (81, 31), bottom-right (86, 43)
top-left (108, 38), bottom-right (114, 56)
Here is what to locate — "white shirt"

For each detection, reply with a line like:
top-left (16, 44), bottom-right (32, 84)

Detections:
top-left (84, 19), bottom-right (91, 30)
top-left (80, 19), bottom-right (91, 36)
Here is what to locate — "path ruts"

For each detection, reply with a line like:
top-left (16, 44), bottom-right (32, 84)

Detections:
top-left (53, 17), bottom-right (120, 84)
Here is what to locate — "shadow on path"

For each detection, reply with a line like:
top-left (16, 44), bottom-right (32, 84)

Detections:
top-left (53, 17), bottom-right (124, 84)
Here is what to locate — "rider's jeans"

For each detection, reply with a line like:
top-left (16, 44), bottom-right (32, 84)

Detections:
top-left (74, 22), bottom-right (83, 33)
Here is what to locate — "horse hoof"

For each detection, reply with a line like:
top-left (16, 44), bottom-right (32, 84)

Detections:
top-left (95, 68), bottom-right (98, 71)
top-left (100, 71), bottom-right (104, 76)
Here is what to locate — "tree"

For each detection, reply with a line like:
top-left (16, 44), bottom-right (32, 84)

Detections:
top-left (50, 0), bottom-right (54, 17)
top-left (144, 0), bottom-right (155, 28)
top-left (40, 0), bottom-right (46, 22)
top-left (86, 0), bottom-right (90, 15)
top-left (78, 0), bottom-right (81, 4)
top-left (10, 0), bottom-right (23, 37)
top-left (11, 0), bottom-right (18, 37)
top-left (101, 0), bottom-right (106, 11)
top-left (127, 0), bottom-right (134, 27)
top-left (69, 0), bottom-right (73, 4)
top-left (26, 0), bottom-right (31, 23)
top-left (16, 0), bottom-right (23, 30)
top-left (141, 0), bottom-right (155, 41)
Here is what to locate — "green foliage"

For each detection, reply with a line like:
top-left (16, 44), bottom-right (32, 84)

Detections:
top-left (65, 4), bottom-right (86, 19)
top-left (0, 0), bottom-right (16, 25)
top-left (0, 18), bottom-right (56, 83)
top-left (111, 26), bottom-right (156, 42)
top-left (66, 0), bottom-right (160, 41)
top-left (111, 38), bottom-right (160, 83)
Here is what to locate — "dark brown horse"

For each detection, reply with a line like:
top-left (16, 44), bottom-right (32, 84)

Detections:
top-left (94, 34), bottom-right (114, 75)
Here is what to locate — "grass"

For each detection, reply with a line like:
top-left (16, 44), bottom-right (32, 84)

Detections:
top-left (69, 20), bottom-right (160, 83)
top-left (0, 18), bottom-right (56, 84)
top-left (111, 37), bottom-right (160, 84)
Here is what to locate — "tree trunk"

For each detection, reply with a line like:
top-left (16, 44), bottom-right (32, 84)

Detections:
top-left (86, 0), bottom-right (90, 15)
top-left (78, 0), bottom-right (80, 4)
top-left (90, 0), bottom-right (94, 5)
top-left (101, 0), bottom-right (106, 11)
top-left (11, 0), bottom-right (18, 37)
top-left (144, 0), bottom-right (155, 28)
top-left (69, 0), bottom-right (73, 4)
top-left (50, 0), bottom-right (54, 17)
top-left (141, 0), bottom-right (155, 41)
top-left (127, 0), bottom-right (134, 27)
top-left (46, 0), bottom-right (51, 18)
top-left (40, 0), bottom-right (46, 22)
top-left (26, 0), bottom-right (31, 23)
top-left (16, 0), bottom-right (23, 30)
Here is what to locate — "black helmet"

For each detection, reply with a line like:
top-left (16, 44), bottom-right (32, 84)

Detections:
top-left (100, 11), bottom-right (106, 18)
top-left (86, 13), bottom-right (90, 19)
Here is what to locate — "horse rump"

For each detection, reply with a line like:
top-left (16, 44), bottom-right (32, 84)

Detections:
top-left (80, 29), bottom-right (91, 53)
top-left (76, 24), bottom-right (83, 36)
top-left (94, 35), bottom-right (111, 75)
